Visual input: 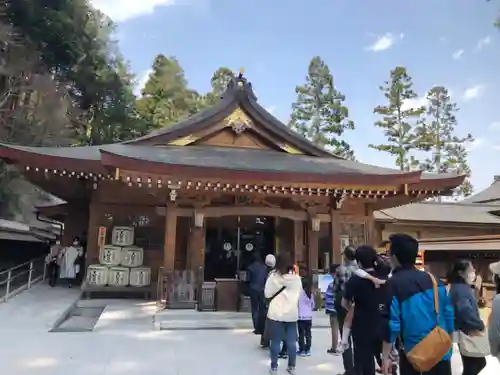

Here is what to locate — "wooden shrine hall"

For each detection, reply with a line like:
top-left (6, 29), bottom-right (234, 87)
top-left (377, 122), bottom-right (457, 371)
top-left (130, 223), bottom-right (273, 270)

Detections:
top-left (0, 73), bottom-right (464, 310)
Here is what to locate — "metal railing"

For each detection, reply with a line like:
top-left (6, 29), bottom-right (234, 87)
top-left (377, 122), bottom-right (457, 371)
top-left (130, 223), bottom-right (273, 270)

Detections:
top-left (0, 256), bottom-right (46, 302)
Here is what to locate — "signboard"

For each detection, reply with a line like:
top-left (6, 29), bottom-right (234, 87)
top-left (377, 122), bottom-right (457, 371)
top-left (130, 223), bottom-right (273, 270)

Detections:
top-left (97, 226), bottom-right (107, 248)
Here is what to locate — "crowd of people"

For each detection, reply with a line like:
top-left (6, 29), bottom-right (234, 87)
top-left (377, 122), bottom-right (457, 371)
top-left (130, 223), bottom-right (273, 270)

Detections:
top-left (246, 233), bottom-right (500, 375)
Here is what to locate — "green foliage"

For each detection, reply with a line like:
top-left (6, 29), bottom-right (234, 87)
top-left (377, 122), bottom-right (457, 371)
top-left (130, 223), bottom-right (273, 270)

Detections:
top-left (0, 0), bottom-right (143, 215)
top-left (210, 67), bottom-right (235, 96)
top-left (136, 55), bottom-right (201, 130)
top-left (415, 86), bottom-right (474, 197)
top-left (289, 56), bottom-right (355, 159)
top-left (5, 1), bottom-right (142, 146)
top-left (198, 67), bottom-right (235, 108)
top-left (370, 67), bottom-right (424, 171)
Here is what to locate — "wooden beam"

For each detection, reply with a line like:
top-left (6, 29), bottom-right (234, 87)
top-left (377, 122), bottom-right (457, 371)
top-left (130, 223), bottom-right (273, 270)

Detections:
top-left (176, 206), bottom-right (308, 221)
top-left (163, 205), bottom-right (177, 271)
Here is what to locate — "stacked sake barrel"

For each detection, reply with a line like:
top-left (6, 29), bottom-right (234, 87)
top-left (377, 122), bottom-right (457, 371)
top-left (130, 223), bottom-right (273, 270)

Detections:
top-left (86, 226), bottom-right (151, 288)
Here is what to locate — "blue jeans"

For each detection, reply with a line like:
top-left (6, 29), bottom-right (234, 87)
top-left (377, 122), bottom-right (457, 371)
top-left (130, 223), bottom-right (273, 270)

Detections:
top-left (268, 319), bottom-right (297, 369)
top-left (249, 289), bottom-right (264, 331)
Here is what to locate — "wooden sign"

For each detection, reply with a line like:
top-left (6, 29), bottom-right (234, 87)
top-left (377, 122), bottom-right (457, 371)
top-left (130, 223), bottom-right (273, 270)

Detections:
top-left (97, 226), bottom-right (107, 248)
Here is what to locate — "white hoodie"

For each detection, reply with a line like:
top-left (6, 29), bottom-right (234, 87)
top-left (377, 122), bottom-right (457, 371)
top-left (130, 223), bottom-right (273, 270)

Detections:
top-left (264, 270), bottom-right (302, 322)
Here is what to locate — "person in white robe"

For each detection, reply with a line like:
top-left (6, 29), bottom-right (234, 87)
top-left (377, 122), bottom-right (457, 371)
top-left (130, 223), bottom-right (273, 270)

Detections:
top-left (58, 238), bottom-right (81, 287)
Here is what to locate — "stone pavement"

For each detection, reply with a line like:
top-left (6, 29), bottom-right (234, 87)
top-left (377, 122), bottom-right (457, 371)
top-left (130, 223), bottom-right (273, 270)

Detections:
top-left (0, 285), bottom-right (499, 375)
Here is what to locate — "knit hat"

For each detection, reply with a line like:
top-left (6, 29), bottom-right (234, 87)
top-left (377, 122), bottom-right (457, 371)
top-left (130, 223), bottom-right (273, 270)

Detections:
top-left (265, 254), bottom-right (276, 268)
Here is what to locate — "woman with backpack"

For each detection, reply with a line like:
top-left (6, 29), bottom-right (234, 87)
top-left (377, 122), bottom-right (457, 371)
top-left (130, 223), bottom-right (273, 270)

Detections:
top-left (264, 253), bottom-right (302, 375)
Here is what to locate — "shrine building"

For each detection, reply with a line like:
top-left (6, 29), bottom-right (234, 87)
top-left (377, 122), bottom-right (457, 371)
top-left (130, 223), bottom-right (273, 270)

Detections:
top-left (0, 74), bottom-right (464, 310)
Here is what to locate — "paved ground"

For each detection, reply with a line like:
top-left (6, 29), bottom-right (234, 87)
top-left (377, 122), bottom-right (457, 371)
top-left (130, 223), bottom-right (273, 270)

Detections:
top-left (0, 284), bottom-right (499, 375)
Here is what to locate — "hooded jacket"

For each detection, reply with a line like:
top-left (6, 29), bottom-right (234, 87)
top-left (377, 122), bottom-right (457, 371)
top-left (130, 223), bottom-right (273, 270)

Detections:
top-left (264, 270), bottom-right (302, 322)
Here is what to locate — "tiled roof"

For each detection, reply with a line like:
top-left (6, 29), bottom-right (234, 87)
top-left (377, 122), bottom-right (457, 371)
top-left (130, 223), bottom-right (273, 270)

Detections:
top-left (375, 201), bottom-right (500, 224)
top-left (461, 176), bottom-right (500, 204)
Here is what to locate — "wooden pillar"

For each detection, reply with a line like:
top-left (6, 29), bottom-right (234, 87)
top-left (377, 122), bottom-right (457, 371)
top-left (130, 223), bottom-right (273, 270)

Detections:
top-left (330, 209), bottom-right (342, 264)
top-left (293, 220), bottom-right (305, 263)
top-left (163, 205), bottom-right (177, 271)
top-left (364, 204), bottom-right (376, 245)
top-left (86, 202), bottom-right (101, 266)
top-left (274, 217), bottom-right (280, 255)
top-left (188, 212), bottom-right (205, 272)
top-left (307, 216), bottom-right (319, 272)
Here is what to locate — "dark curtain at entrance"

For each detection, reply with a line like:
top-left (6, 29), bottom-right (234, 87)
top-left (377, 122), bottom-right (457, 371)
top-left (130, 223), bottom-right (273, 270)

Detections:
top-left (204, 216), bottom-right (275, 281)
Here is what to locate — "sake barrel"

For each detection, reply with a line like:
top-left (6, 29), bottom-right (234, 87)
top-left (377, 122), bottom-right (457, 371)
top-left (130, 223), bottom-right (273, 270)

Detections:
top-left (129, 267), bottom-right (151, 287)
top-left (86, 265), bottom-right (109, 286)
top-left (121, 246), bottom-right (144, 267)
top-left (108, 266), bottom-right (130, 286)
top-left (111, 226), bottom-right (134, 246)
top-left (99, 245), bottom-right (122, 266)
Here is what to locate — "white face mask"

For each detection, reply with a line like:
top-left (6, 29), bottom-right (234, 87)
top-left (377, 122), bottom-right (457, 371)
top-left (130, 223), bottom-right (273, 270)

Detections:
top-left (466, 271), bottom-right (476, 284)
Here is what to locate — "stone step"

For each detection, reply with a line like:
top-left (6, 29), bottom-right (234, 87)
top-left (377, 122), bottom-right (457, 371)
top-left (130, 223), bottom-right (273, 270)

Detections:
top-left (154, 310), bottom-right (331, 331)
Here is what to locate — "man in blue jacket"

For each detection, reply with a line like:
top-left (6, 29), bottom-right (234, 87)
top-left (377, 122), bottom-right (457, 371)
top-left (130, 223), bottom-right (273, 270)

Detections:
top-left (381, 234), bottom-right (454, 375)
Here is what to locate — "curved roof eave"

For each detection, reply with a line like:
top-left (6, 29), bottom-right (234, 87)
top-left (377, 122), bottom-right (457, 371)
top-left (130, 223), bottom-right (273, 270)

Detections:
top-left (99, 147), bottom-right (423, 186)
top-left (409, 173), bottom-right (465, 191)
top-left (0, 143), bottom-right (107, 173)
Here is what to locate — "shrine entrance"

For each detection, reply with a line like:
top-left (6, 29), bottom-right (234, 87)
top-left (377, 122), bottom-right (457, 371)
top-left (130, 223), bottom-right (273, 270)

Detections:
top-left (204, 216), bottom-right (275, 281)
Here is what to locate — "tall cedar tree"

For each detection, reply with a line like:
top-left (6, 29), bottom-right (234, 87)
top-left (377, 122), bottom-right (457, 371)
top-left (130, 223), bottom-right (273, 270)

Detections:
top-left (289, 57), bottom-right (355, 159)
top-left (202, 67), bottom-right (235, 107)
top-left (415, 86), bottom-right (474, 198)
top-left (370, 67), bottom-right (425, 171)
top-left (136, 55), bottom-right (200, 130)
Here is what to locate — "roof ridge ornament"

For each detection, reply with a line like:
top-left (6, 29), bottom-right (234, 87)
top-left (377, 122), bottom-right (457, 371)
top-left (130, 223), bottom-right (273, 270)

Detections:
top-left (221, 68), bottom-right (257, 101)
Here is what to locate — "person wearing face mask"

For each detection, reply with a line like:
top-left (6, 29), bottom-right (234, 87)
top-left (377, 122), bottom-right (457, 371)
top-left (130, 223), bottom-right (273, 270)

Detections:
top-left (448, 260), bottom-right (487, 375)
top-left (58, 237), bottom-right (81, 288)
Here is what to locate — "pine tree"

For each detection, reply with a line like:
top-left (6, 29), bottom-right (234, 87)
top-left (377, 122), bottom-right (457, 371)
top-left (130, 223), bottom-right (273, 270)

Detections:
top-left (289, 56), bottom-right (355, 159)
top-left (415, 86), bottom-right (474, 198)
top-left (370, 67), bottom-right (425, 171)
top-left (136, 55), bottom-right (199, 130)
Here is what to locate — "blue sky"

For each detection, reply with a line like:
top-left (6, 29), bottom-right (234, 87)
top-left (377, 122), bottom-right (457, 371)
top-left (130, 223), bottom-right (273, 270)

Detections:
top-left (92, 0), bottom-right (499, 194)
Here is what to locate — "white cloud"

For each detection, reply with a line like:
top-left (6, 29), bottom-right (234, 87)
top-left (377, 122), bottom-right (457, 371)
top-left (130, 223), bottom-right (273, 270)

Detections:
top-left (489, 121), bottom-right (500, 131)
top-left (452, 49), bottom-right (464, 60)
top-left (462, 84), bottom-right (484, 101)
top-left (476, 36), bottom-right (491, 50)
top-left (366, 33), bottom-right (404, 52)
top-left (401, 96), bottom-right (427, 111)
top-left (466, 138), bottom-right (484, 152)
top-left (134, 69), bottom-right (152, 96)
top-left (90, 0), bottom-right (176, 22)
